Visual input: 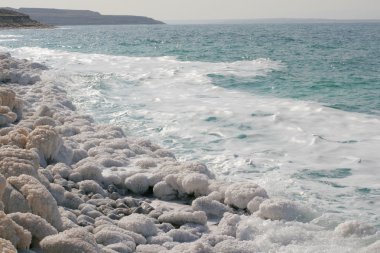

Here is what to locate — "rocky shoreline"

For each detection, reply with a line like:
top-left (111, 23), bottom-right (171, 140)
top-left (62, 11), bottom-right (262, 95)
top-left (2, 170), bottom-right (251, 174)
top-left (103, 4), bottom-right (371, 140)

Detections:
top-left (0, 52), bottom-right (379, 252)
top-left (0, 9), bottom-right (51, 29)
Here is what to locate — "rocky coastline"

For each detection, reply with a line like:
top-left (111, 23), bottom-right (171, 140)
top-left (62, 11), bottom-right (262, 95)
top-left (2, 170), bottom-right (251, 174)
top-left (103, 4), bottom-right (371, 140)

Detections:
top-left (0, 9), bottom-right (51, 29)
top-left (0, 52), bottom-right (379, 252)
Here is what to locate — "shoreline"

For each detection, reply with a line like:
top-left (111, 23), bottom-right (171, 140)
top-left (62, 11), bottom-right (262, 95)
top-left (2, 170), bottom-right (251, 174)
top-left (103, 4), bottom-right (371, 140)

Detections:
top-left (0, 52), bottom-right (379, 252)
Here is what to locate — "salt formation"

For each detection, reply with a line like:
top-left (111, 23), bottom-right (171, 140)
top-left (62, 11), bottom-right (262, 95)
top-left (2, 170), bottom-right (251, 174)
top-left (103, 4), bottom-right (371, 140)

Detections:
top-left (8, 212), bottom-right (58, 244)
top-left (158, 211), bottom-right (207, 226)
top-left (0, 146), bottom-right (39, 179)
top-left (257, 198), bottom-right (315, 222)
top-left (224, 182), bottom-right (268, 209)
top-left (7, 175), bottom-right (63, 231)
top-left (0, 52), bottom-right (377, 252)
top-left (118, 213), bottom-right (157, 237)
top-left (40, 228), bottom-right (102, 253)
top-left (334, 220), bottom-right (376, 237)
top-left (0, 212), bottom-right (31, 249)
top-left (0, 237), bottom-right (17, 252)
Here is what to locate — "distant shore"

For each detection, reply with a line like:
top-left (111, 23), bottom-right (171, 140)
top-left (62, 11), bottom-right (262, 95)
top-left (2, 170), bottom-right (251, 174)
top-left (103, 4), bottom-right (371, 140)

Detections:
top-left (0, 8), bottom-right (51, 28)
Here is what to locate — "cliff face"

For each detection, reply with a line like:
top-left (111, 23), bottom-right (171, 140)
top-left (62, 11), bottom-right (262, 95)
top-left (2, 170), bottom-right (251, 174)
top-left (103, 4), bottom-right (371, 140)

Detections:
top-left (0, 9), bottom-right (49, 28)
top-left (17, 8), bottom-right (165, 25)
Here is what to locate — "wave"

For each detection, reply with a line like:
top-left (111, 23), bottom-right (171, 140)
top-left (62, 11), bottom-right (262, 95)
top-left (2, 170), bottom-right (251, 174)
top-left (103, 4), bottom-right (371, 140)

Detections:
top-left (0, 35), bottom-right (24, 38)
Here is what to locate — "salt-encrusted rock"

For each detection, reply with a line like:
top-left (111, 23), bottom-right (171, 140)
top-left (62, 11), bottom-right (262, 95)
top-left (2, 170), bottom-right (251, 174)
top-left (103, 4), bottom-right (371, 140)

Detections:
top-left (199, 234), bottom-right (234, 247)
top-left (153, 181), bottom-right (177, 200)
top-left (54, 144), bottom-right (74, 165)
top-left (151, 162), bottom-right (214, 186)
top-left (93, 224), bottom-right (147, 245)
top-left (0, 238), bottom-right (17, 253)
top-left (34, 105), bottom-right (54, 118)
top-left (40, 228), bottom-right (102, 253)
top-left (0, 173), bottom-right (5, 199)
top-left (26, 126), bottom-right (63, 166)
top-left (33, 117), bottom-right (57, 128)
top-left (0, 146), bottom-right (39, 179)
top-left (213, 239), bottom-right (258, 253)
top-left (62, 191), bottom-right (84, 209)
top-left (104, 242), bottom-right (134, 253)
top-left (257, 198), bottom-right (314, 222)
top-left (136, 139), bottom-right (161, 152)
top-left (180, 223), bottom-right (208, 235)
top-left (0, 88), bottom-right (16, 109)
top-left (2, 184), bottom-right (30, 213)
top-left (167, 229), bottom-right (199, 243)
top-left (247, 196), bottom-right (266, 214)
top-left (224, 182), bottom-right (268, 209)
top-left (0, 128), bottom-right (29, 148)
top-left (181, 173), bottom-right (209, 196)
top-left (50, 163), bottom-right (72, 179)
top-left (60, 216), bottom-right (79, 230)
top-left (136, 244), bottom-right (167, 253)
top-left (157, 223), bottom-right (175, 233)
top-left (48, 183), bottom-right (65, 204)
top-left (0, 106), bottom-right (17, 126)
top-left (158, 211), bottom-right (207, 226)
top-left (147, 235), bottom-right (173, 245)
top-left (119, 213), bottom-right (157, 237)
top-left (154, 149), bottom-right (175, 159)
top-left (71, 148), bottom-right (88, 163)
top-left (235, 220), bottom-right (256, 241)
top-left (217, 213), bottom-right (241, 237)
top-left (78, 180), bottom-right (107, 197)
top-left (335, 220), bottom-right (376, 237)
top-left (95, 230), bottom-right (136, 248)
top-left (56, 125), bottom-right (80, 137)
top-left (125, 174), bottom-right (150, 194)
top-left (192, 196), bottom-right (231, 218)
top-left (0, 211), bottom-right (32, 249)
top-left (77, 214), bottom-right (95, 226)
top-left (168, 242), bottom-right (213, 253)
top-left (74, 162), bottom-right (103, 183)
top-left (7, 175), bottom-right (63, 231)
top-left (8, 212), bottom-right (58, 244)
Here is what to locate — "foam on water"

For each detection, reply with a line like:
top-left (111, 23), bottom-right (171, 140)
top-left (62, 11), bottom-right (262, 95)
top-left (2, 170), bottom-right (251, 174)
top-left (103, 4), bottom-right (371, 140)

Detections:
top-left (2, 46), bottom-right (380, 249)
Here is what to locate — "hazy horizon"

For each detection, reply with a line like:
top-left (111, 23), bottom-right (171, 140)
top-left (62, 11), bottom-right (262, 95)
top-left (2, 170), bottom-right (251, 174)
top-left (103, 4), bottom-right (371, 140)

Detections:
top-left (2, 0), bottom-right (380, 21)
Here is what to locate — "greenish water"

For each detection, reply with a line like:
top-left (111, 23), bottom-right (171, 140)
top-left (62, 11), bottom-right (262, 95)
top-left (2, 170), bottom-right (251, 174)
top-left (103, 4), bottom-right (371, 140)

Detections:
top-left (1, 23), bottom-right (379, 115)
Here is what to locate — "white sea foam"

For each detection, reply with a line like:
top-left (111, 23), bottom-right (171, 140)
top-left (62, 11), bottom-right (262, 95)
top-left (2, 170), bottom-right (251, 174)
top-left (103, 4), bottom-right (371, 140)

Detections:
top-left (0, 39), bottom-right (18, 42)
top-left (3, 46), bottom-right (380, 229)
top-left (0, 35), bottom-right (24, 38)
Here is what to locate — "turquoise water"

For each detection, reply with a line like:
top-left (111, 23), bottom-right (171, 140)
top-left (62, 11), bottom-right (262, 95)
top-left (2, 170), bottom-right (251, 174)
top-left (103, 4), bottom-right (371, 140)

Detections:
top-left (1, 24), bottom-right (380, 231)
top-left (1, 23), bottom-right (380, 115)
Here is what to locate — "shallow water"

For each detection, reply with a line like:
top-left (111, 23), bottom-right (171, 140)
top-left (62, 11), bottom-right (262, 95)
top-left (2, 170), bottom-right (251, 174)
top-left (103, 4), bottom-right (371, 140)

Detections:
top-left (1, 24), bottom-right (380, 232)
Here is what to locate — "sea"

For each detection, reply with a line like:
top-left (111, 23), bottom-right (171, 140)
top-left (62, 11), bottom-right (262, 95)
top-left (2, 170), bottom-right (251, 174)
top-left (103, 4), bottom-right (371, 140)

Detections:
top-left (1, 23), bottom-right (380, 250)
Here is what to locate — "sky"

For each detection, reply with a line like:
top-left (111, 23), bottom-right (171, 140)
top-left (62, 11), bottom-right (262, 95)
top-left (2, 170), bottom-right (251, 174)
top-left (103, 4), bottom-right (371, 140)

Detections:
top-left (2, 0), bottom-right (380, 21)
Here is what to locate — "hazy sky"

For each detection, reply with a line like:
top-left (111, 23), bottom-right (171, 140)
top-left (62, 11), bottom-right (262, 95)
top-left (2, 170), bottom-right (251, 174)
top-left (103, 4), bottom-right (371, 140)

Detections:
top-left (2, 0), bottom-right (380, 21)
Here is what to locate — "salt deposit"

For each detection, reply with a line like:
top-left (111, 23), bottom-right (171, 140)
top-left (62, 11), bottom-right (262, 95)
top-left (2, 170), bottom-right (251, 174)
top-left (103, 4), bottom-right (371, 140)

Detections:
top-left (0, 52), bottom-right (378, 252)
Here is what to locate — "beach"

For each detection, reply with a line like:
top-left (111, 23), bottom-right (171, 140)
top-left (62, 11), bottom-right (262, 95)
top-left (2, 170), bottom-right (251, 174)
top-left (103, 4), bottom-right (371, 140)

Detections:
top-left (0, 46), bottom-right (379, 252)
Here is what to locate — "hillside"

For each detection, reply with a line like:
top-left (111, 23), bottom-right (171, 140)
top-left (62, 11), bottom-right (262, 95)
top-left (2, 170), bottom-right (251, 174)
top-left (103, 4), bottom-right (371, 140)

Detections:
top-left (16, 8), bottom-right (165, 25)
top-left (0, 8), bottom-right (49, 28)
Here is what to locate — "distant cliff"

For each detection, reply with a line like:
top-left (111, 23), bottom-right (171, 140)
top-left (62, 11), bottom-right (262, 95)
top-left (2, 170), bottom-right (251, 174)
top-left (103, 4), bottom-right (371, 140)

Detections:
top-left (16, 8), bottom-right (165, 26)
top-left (0, 8), bottom-right (49, 28)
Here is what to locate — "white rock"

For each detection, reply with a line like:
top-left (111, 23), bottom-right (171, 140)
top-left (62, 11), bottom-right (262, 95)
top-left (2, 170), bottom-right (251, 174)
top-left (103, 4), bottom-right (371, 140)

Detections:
top-left (125, 173), bottom-right (150, 195)
top-left (257, 198), bottom-right (314, 222)
top-left (335, 220), bottom-right (376, 237)
top-left (224, 182), bottom-right (268, 209)
top-left (118, 213), bottom-right (157, 237)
